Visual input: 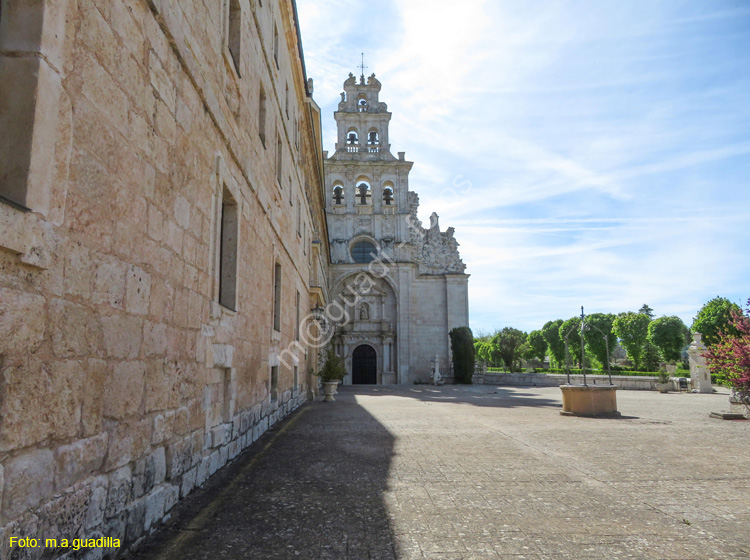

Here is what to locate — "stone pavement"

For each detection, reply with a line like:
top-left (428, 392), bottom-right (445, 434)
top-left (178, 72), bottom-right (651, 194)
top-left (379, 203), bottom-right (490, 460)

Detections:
top-left (129, 385), bottom-right (750, 560)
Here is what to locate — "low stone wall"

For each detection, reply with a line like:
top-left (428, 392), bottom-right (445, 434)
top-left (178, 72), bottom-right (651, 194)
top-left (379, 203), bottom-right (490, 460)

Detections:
top-left (0, 391), bottom-right (307, 560)
top-left (482, 372), bottom-right (659, 391)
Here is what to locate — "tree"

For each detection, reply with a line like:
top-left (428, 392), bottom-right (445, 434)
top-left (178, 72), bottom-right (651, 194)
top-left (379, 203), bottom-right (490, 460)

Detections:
top-left (526, 330), bottom-right (548, 363)
top-left (648, 316), bottom-right (688, 362)
top-left (583, 313), bottom-right (616, 368)
top-left (643, 341), bottom-right (661, 371)
top-left (692, 296), bottom-right (743, 347)
top-left (473, 339), bottom-right (493, 365)
top-left (492, 327), bottom-right (527, 373)
top-left (704, 298), bottom-right (750, 396)
top-left (450, 327), bottom-right (475, 384)
top-left (560, 316), bottom-right (583, 367)
top-left (541, 320), bottom-right (565, 367)
top-left (639, 304), bottom-right (655, 319)
top-left (613, 312), bottom-right (651, 370)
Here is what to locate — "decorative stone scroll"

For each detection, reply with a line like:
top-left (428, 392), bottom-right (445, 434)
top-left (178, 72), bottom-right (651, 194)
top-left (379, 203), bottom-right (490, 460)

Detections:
top-left (406, 192), bottom-right (466, 274)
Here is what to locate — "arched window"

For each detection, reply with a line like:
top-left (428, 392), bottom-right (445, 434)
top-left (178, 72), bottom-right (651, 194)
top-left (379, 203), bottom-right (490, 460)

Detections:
top-left (346, 130), bottom-right (359, 145)
top-left (358, 98), bottom-right (367, 112)
top-left (355, 182), bottom-right (371, 205)
top-left (332, 185), bottom-right (344, 205)
top-left (351, 241), bottom-right (377, 263)
top-left (383, 186), bottom-right (394, 206)
top-left (367, 130), bottom-right (379, 145)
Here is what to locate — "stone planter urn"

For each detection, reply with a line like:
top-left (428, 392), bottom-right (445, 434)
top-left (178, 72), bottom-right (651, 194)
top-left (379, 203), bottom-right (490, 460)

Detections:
top-left (322, 381), bottom-right (339, 402)
top-left (560, 385), bottom-right (620, 418)
top-left (656, 383), bottom-right (670, 394)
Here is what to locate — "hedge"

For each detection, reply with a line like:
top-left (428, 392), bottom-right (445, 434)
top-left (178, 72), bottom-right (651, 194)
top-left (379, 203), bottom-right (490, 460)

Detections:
top-left (450, 327), bottom-right (475, 384)
top-left (486, 367), bottom-right (718, 384)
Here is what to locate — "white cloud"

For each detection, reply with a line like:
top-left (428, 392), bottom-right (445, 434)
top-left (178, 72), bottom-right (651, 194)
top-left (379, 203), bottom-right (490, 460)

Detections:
top-left (298, 0), bottom-right (750, 334)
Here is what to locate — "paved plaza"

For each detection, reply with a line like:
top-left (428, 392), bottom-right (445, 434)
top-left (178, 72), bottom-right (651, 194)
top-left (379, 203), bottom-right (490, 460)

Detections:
top-left (130, 385), bottom-right (750, 560)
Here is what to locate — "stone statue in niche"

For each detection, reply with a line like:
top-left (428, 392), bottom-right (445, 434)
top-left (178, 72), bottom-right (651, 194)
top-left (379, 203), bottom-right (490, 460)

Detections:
top-left (359, 303), bottom-right (370, 320)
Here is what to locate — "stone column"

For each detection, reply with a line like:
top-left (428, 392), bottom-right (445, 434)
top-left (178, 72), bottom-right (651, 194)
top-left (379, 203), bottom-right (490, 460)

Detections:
top-left (687, 333), bottom-right (712, 393)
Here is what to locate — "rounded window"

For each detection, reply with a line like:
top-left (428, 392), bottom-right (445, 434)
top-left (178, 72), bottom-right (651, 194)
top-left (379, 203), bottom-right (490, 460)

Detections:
top-left (351, 241), bottom-right (377, 263)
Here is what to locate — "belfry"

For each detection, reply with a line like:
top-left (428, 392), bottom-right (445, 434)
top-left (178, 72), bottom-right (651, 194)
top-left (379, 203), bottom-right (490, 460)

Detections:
top-left (324, 72), bottom-right (470, 384)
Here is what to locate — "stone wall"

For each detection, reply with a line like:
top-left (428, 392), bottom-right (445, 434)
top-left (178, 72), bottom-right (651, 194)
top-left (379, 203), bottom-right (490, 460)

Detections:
top-left (0, 0), bottom-right (327, 558)
top-left (482, 372), bottom-right (661, 391)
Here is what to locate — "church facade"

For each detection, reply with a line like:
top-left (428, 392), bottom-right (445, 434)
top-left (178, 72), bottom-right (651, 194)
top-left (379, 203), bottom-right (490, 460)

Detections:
top-left (323, 73), bottom-right (470, 385)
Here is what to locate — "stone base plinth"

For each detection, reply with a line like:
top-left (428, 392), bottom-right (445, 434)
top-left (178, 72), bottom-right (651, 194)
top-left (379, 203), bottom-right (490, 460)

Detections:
top-left (729, 396), bottom-right (749, 418)
top-left (382, 372), bottom-right (397, 385)
top-left (560, 385), bottom-right (620, 418)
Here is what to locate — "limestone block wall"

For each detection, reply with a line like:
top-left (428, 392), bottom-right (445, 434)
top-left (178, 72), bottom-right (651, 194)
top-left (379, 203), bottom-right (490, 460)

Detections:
top-left (407, 275), bottom-right (450, 382)
top-left (0, 0), bottom-right (327, 557)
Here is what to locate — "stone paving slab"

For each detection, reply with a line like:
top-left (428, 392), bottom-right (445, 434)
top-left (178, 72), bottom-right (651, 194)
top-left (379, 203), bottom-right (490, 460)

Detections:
top-left (129, 385), bottom-right (749, 559)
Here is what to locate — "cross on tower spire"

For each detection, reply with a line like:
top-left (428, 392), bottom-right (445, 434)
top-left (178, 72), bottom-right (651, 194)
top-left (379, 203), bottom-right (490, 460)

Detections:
top-left (359, 52), bottom-right (368, 84)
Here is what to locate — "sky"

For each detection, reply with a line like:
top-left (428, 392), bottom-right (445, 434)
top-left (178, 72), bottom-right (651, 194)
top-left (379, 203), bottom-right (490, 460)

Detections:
top-left (296, 0), bottom-right (750, 335)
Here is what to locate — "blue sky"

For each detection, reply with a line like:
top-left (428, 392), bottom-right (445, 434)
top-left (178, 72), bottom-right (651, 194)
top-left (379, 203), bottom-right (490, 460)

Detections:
top-left (297, 0), bottom-right (750, 334)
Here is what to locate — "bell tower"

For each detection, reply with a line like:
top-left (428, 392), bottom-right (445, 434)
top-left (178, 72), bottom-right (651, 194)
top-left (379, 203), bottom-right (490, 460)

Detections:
top-left (334, 72), bottom-right (393, 160)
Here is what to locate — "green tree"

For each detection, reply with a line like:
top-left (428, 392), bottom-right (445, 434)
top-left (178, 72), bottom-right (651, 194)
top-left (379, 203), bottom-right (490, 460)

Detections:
top-left (526, 330), bottom-right (548, 363)
top-left (583, 313), bottom-right (616, 368)
top-left (473, 339), bottom-right (493, 365)
top-left (639, 304), bottom-right (655, 319)
top-left (648, 316), bottom-right (688, 362)
top-left (541, 320), bottom-right (565, 367)
top-left (492, 327), bottom-right (527, 373)
top-left (560, 316), bottom-right (583, 367)
top-left (692, 296), bottom-right (743, 347)
top-left (613, 312), bottom-right (651, 370)
top-left (450, 326), bottom-right (475, 384)
top-left (643, 342), bottom-right (661, 371)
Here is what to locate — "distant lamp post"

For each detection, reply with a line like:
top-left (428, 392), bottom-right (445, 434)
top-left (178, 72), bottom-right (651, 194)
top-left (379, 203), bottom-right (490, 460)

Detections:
top-left (311, 304), bottom-right (328, 332)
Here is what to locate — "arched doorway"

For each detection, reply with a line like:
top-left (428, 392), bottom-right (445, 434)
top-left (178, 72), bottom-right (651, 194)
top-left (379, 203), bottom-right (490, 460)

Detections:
top-left (352, 345), bottom-right (377, 384)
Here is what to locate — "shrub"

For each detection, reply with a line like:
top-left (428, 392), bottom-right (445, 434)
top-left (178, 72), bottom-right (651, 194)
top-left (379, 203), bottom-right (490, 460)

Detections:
top-left (317, 346), bottom-right (346, 382)
top-left (450, 326), bottom-right (475, 384)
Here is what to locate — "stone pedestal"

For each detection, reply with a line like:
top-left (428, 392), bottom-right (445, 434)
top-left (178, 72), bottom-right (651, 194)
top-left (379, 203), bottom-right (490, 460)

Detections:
top-left (687, 333), bottom-right (712, 393)
top-left (560, 385), bottom-right (620, 418)
top-left (729, 395), bottom-right (749, 418)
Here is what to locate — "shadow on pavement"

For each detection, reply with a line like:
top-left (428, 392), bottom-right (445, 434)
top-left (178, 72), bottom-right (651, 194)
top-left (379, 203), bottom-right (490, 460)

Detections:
top-left (344, 384), bottom-right (563, 410)
top-left (129, 394), bottom-right (397, 560)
